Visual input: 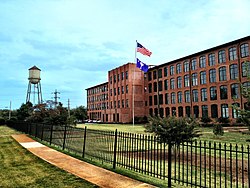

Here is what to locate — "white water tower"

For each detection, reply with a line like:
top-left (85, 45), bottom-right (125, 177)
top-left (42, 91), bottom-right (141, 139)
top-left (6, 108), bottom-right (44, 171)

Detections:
top-left (26, 66), bottom-right (43, 104)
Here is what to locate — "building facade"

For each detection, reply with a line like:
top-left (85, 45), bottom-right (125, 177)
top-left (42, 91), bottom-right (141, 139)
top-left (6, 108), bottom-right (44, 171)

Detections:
top-left (86, 36), bottom-right (250, 123)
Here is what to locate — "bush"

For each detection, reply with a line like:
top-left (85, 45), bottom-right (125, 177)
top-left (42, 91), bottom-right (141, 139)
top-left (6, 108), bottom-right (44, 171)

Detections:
top-left (213, 124), bottom-right (224, 136)
top-left (200, 116), bottom-right (212, 123)
top-left (217, 117), bottom-right (230, 124)
top-left (0, 117), bottom-right (5, 125)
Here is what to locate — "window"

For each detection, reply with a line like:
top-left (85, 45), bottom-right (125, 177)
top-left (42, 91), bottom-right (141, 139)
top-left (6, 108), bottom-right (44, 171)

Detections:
top-left (232, 103), bottom-right (240, 118)
top-left (172, 107), bottom-right (176, 116)
top-left (184, 75), bottom-right (190, 87)
top-left (221, 104), bottom-right (229, 118)
top-left (114, 88), bottom-right (116, 96)
top-left (164, 80), bottom-right (168, 90)
top-left (125, 71), bottom-right (128, 79)
top-left (219, 66), bottom-right (227, 81)
top-left (122, 100), bottom-right (124, 108)
top-left (121, 72), bottom-right (124, 80)
top-left (153, 71), bottom-right (157, 80)
top-left (229, 47), bottom-right (237, 61)
top-left (159, 94), bottom-right (163, 105)
top-left (177, 77), bottom-right (182, 88)
top-left (210, 86), bottom-right (217, 100)
top-left (231, 84), bottom-right (239, 99)
top-left (170, 65), bottom-right (174, 75)
top-left (201, 88), bottom-right (207, 101)
top-left (126, 85), bottom-right (128, 93)
top-left (176, 63), bottom-right (182, 74)
top-left (184, 61), bottom-right (189, 72)
top-left (185, 106), bottom-right (191, 117)
top-left (148, 72), bottom-right (152, 81)
top-left (118, 87), bottom-right (120, 95)
top-left (242, 61), bottom-right (250, 77)
top-left (185, 90), bottom-right (190, 103)
top-left (153, 82), bottom-right (157, 92)
top-left (118, 100), bottom-right (120, 108)
top-left (211, 104), bottom-right (218, 118)
top-left (200, 71), bottom-right (206, 84)
top-left (148, 84), bottom-right (152, 93)
top-left (199, 56), bottom-right (206, 68)
top-left (178, 107), bottom-right (183, 117)
top-left (220, 85), bottom-right (228, 100)
top-left (154, 95), bottom-right (157, 105)
top-left (191, 58), bottom-right (197, 70)
top-left (117, 74), bottom-right (120, 82)
top-left (240, 43), bottom-right (249, 58)
top-left (208, 53), bottom-right (216, 66)
top-left (230, 64), bottom-right (238, 80)
top-left (243, 82), bottom-right (250, 88)
top-left (192, 89), bottom-right (198, 102)
top-left (165, 93), bottom-right (169, 104)
top-left (218, 50), bottom-right (226, 63)
top-left (158, 69), bottom-right (162, 78)
top-left (193, 106), bottom-right (199, 118)
top-left (158, 81), bottom-right (162, 91)
top-left (170, 78), bottom-right (175, 89)
top-left (110, 76), bottom-right (112, 84)
top-left (165, 107), bottom-right (170, 117)
top-left (202, 105), bottom-right (208, 117)
top-left (149, 108), bottom-right (153, 116)
top-left (192, 73), bottom-right (198, 86)
top-left (164, 67), bottom-right (168, 77)
top-left (177, 91), bottom-right (182, 103)
top-left (171, 92), bottom-right (176, 104)
top-left (121, 86), bottom-right (124, 94)
top-left (126, 99), bottom-right (129, 107)
top-left (149, 96), bottom-right (152, 106)
top-left (209, 69), bottom-right (216, 83)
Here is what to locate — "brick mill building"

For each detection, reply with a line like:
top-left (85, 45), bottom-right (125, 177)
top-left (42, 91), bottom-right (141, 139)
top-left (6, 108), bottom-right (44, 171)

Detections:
top-left (86, 36), bottom-right (250, 123)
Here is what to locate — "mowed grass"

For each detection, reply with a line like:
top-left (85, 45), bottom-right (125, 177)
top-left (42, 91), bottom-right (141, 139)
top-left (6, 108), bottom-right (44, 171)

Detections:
top-left (77, 123), bottom-right (250, 145)
top-left (0, 126), bottom-right (98, 188)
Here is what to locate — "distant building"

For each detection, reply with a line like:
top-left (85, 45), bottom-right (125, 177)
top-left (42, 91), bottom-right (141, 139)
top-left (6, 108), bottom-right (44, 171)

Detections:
top-left (86, 36), bottom-right (250, 123)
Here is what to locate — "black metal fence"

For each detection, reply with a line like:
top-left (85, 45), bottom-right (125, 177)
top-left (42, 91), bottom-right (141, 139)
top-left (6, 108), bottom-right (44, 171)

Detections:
top-left (8, 122), bottom-right (250, 188)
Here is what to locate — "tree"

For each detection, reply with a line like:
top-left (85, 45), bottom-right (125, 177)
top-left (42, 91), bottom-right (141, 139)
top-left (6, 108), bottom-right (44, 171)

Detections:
top-left (71, 106), bottom-right (87, 122)
top-left (16, 102), bottom-right (33, 121)
top-left (232, 61), bottom-right (250, 131)
top-left (145, 116), bottom-right (201, 147)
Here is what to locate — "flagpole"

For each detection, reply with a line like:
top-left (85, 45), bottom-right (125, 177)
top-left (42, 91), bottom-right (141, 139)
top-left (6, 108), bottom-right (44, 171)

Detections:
top-left (133, 40), bottom-right (137, 127)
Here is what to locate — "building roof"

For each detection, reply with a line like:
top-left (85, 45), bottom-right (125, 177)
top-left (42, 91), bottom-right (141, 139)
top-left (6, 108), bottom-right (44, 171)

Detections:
top-left (85, 82), bottom-right (108, 90)
top-left (29, 66), bottom-right (41, 71)
top-left (150, 35), bottom-right (250, 71)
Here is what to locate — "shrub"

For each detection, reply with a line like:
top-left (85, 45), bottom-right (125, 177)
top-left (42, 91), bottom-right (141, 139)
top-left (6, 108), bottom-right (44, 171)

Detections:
top-left (0, 117), bottom-right (5, 125)
top-left (200, 116), bottom-right (212, 123)
top-left (217, 117), bottom-right (230, 124)
top-left (213, 124), bottom-right (224, 136)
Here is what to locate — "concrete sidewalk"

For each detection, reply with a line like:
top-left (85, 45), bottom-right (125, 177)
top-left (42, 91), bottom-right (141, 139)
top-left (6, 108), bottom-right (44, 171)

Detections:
top-left (12, 134), bottom-right (157, 188)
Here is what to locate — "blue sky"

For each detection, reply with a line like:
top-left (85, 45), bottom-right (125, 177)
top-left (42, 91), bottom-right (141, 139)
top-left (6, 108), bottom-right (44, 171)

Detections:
top-left (0, 0), bottom-right (250, 110)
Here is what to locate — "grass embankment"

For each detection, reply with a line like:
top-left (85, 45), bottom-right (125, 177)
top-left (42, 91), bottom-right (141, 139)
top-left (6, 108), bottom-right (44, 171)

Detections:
top-left (0, 126), bottom-right (98, 188)
top-left (78, 124), bottom-right (250, 145)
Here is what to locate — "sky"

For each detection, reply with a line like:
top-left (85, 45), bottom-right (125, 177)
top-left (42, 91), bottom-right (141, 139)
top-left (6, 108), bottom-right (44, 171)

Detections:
top-left (0, 0), bottom-right (250, 110)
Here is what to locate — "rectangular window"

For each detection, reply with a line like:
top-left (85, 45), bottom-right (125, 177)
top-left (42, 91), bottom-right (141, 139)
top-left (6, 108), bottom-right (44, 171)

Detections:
top-left (185, 91), bottom-right (190, 103)
top-left (221, 104), bottom-right (229, 118)
top-left (191, 58), bottom-right (197, 70)
top-left (229, 47), bottom-right (237, 61)
top-left (154, 95), bottom-right (158, 105)
top-left (171, 92), bottom-right (176, 104)
top-left (177, 77), bottom-right (182, 88)
top-left (126, 85), bottom-right (128, 93)
top-left (209, 69), bottom-right (216, 83)
top-left (192, 90), bottom-right (198, 102)
top-left (184, 61), bottom-right (189, 72)
top-left (148, 72), bottom-right (152, 81)
top-left (220, 85), bottom-right (228, 100)
top-left (184, 75), bottom-right (190, 87)
top-left (218, 50), bottom-right (226, 63)
top-left (164, 80), bottom-right (168, 90)
top-left (201, 88), bottom-right (207, 101)
top-left (200, 71), bottom-right (206, 84)
top-left (176, 63), bottom-right (182, 74)
top-left (241, 43), bottom-right (249, 57)
top-left (170, 78), bottom-right (175, 89)
top-left (158, 69), bottom-right (162, 78)
top-left (164, 67), bottom-right (168, 77)
top-left (153, 71), bottom-right (157, 79)
top-left (153, 82), bottom-right (157, 92)
top-left (148, 83), bottom-right (152, 93)
top-left (170, 65), bottom-right (174, 75)
top-left (192, 73), bottom-right (198, 86)
top-left (149, 96), bottom-right (152, 106)
top-left (165, 93), bottom-right (169, 104)
top-left (202, 105), bottom-right (208, 117)
top-left (158, 81), bottom-right (162, 91)
top-left (177, 92), bottom-right (182, 103)
top-left (199, 56), bottom-right (206, 68)
top-left (208, 53), bottom-right (216, 66)
top-left (210, 86), bottom-right (217, 100)
top-left (125, 71), bottom-right (128, 79)
top-left (219, 67), bottom-right (227, 81)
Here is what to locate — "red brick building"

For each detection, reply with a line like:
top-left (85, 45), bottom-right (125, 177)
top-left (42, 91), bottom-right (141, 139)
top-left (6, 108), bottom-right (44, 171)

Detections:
top-left (86, 36), bottom-right (250, 123)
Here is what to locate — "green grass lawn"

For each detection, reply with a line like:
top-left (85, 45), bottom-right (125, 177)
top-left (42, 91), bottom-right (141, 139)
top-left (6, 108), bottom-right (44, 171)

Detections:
top-left (0, 126), bottom-right (98, 188)
top-left (77, 123), bottom-right (250, 145)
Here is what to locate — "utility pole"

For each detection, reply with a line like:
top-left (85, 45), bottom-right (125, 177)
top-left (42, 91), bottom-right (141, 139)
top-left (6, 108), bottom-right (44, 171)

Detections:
top-left (52, 89), bottom-right (60, 108)
top-left (8, 101), bottom-right (11, 120)
top-left (67, 98), bottom-right (70, 118)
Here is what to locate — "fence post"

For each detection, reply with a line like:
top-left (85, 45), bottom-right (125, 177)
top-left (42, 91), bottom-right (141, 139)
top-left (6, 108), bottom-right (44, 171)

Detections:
top-left (50, 125), bottom-right (53, 145)
top-left (113, 129), bottom-right (118, 169)
top-left (82, 126), bottom-right (87, 158)
top-left (41, 124), bottom-right (44, 141)
top-left (62, 126), bottom-right (67, 150)
top-left (168, 143), bottom-right (172, 188)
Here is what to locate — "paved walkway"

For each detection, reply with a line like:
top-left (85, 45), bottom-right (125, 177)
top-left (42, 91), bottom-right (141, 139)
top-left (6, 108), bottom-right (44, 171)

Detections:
top-left (12, 134), bottom-right (156, 188)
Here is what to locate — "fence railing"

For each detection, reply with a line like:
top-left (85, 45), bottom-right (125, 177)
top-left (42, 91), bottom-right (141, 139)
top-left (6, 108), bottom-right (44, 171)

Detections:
top-left (8, 122), bottom-right (250, 188)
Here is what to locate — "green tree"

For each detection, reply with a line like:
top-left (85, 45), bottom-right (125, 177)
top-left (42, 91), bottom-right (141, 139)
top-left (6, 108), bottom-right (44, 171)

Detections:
top-left (71, 106), bottom-right (87, 122)
top-left (16, 102), bottom-right (33, 121)
top-left (145, 116), bottom-right (201, 146)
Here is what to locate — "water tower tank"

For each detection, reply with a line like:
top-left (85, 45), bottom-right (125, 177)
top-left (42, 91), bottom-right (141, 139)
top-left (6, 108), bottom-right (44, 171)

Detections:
top-left (28, 66), bottom-right (41, 84)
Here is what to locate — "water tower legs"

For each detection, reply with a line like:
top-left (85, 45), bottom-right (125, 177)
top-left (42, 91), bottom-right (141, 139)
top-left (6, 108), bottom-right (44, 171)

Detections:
top-left (26, 82), bottom-right (43, 105)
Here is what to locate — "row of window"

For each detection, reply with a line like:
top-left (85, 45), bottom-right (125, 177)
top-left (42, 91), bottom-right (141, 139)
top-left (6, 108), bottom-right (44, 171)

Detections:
top-left (148, 43), bottom-right (249, 80)
top-left (148, 83), bottom-right (243, 106)
top-left (149, 103), bottom-right (240, 119)
top-left (110, 85), bottom-right (129, 96)
top-left (87, 85), bottom-right (108, 95)
top-left (110, 71), bottom-right (128, 84)
top-left (148, 62), bottom-right (250, 92)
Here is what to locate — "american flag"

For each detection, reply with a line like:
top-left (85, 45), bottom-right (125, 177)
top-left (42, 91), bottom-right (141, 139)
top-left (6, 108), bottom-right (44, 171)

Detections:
top-left (137, 42), bottom-right (152, 57)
